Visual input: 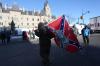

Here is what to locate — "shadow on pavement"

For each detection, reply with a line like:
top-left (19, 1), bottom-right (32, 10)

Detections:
top-left (0, 39), bottom-right (100, 66)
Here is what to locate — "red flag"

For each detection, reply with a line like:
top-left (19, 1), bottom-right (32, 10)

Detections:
top-left (48, 15), bottom-right (80, 53)
top-left (48, 16), bottom-right (62, 30)
top-left (48, 16), bottom-right (62, 47)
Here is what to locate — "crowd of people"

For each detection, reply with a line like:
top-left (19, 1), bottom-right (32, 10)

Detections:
top-left (0, 22), bottom-right (91, 66)
top-left (0, 28), bottom-right (35, 44)
top-left (22, 30), bottom-right (35, 41)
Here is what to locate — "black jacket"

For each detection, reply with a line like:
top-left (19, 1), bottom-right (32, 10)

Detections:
top-left (35, 27), bottom-right (54, 48)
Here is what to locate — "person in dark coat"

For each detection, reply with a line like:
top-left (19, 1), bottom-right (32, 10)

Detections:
top-left (6, 30), bottom-right (11, 43)
top-left (22, 31), bottom-right (28, 40)
top-left (35, 22), bottom-right (54, 66)
top-left (22, 31), bottom-right (25, 40)
top-left (1, 30), bottom-right (6, 44)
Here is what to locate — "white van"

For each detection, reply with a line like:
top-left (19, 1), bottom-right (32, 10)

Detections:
top-left (75, 24), bottom-right (85, 35)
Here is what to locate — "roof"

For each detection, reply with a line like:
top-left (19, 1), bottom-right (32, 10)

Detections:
top-left (90, 16), bottom-right (100, 19)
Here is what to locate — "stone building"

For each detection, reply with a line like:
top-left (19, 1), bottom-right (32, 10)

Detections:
top-left (0, 0), bottom-right (54, 30)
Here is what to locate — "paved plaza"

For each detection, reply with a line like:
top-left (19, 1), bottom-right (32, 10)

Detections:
top-left (0, 34), bottom-right (100, 66)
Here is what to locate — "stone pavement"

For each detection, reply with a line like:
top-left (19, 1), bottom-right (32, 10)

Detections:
top-left (0, 34), bottom-right (100, 66)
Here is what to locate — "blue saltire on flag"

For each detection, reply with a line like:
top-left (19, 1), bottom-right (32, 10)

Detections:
top-left (60, 15), bottom-right (65, 33)
top-left (55, 15), bottom-right (69, 48)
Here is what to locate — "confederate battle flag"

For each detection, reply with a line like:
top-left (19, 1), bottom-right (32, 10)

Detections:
top-left (48, 15), bottom-right (81, 53)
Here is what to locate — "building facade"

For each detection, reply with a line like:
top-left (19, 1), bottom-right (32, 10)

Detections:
top-left (0, 0), bottom-right (53, 30)
top-left (89, 16), bottom-right (100, 32)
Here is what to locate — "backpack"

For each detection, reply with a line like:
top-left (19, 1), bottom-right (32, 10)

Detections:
top-left (84, 28), bottom-right (90, 36)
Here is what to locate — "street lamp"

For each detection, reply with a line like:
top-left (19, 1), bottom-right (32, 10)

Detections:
top-left (80, 10), bottom-right (90, 24)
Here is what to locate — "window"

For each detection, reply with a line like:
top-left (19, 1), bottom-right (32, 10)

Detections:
top-left (27, 23), bottom-right (29, 25)
top-left (98, 23), bottom-right (100, 27)
top-left (2, 23), bottom-right (3, 25)
top-left (43, 19), bottom-right (46, 21)
top-left (32, 18), bottom-right (34, 21)
top-left (27, 18), bottom-right (28, 21)
top-left (35, 26), bottom-right (37, 28)
top-left (8, 17), bottom-right (9, 19)
top-left (21, 17), bottom-right (23, 20)
top-left (0, 16), bottom-right (2, 19)
top-left (37, 18), bottom-right (39, 21)
top-left (12, 17), bottom-right (13, 19)
top-left (13, 17), bottom-right (18, 21)
top-left (32, 23), bottom-right (34, 26)
top-left (8, 23), bottom-right (10, 25)
top-left (92, 24), bottom-right (94, 27)
top-left (21, 23), bottom-right (23, 26)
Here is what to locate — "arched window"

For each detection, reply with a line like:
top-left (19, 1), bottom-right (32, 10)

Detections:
top-left (27, 23), bottom-right (29, 25)
top-left (0, 16), bottom-right (2, 19)
top-left (32, 23), bottom-right (34, 26)
top-left (0, 22), bottom-right (1, 25)
top-left (2, 23), bottom-right (3, 25)
top-left (21, 23), bottom-right (23, 26)
top-left (98, 23), bottom-right (99, 27)
top-left (37, 18), bottom-right (39, 21)
top-left (27, 18), bottom-right (28, 21)
top-left (32, 18), bottom-right (34, 21)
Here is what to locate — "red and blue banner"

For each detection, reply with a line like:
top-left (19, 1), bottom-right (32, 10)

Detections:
top-left (48, 15), bottom-right (80, 53)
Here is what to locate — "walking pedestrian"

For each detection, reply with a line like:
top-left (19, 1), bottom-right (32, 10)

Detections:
top-left (1, 30), bottom-right (6, 44)
top-left (6, 30), bottom-right (11, 43)
top-left (22, 31), bottom-right (29, 40)
top-left (81, 25), bottom-right (90, 47)
top-left (32, 31), bottom-right (35, 39)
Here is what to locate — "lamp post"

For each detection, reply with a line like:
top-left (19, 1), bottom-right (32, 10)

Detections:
top-left (80, 10), bottom-right (90, 24)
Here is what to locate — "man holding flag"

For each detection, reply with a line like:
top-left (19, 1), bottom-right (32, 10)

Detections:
top-left (35, 22), bottom-right (55, 66)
